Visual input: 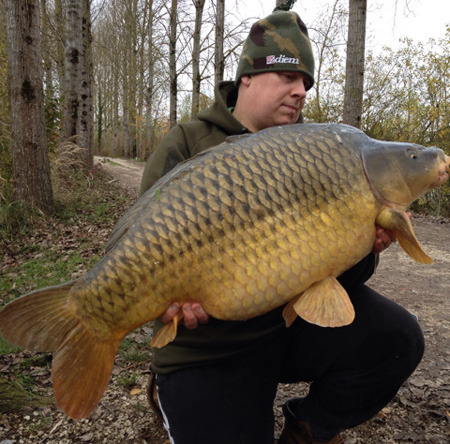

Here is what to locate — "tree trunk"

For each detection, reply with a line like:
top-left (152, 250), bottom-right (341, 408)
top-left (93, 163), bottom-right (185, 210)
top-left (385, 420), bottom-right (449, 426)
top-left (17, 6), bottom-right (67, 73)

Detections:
top-left (63, 0), bottom-right (93, 169)
top-left (137, 9), bottom-right (145, 160)
top-left (111, 27), bottom-right (120, 157)
top-left (122, 68), bottom-right (131, 157)
top-left (214, 0), bottom-right (225, 85)
top-left (54, 0), bottom-right (66, 100)
top-left (145, 0), bottom-right (154, 159)
top-left (97, 88), bottom-right (104, 154)
top-left (125, 0), bottom-right (138, 158)
top-left (342, 0), bottom-right (367, 128)
top-left (169, 0), bottom-right (177, 128)
top-left (41, 0), bottom-right (54, 95)
top-left (191, 0), bottom-right (205, 119)
top-left (6, 0), bottom-right (54, 213)
top-left (80, 0), bottom-right (93, 166)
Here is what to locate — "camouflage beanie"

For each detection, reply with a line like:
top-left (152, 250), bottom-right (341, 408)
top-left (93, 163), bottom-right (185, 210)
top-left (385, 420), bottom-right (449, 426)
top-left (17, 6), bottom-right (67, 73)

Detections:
top-left (235, 11), bottom-right (315, 90)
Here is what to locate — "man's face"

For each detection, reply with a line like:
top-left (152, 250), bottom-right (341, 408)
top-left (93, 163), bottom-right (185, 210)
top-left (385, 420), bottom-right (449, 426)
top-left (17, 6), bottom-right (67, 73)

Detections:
top-left (240, 71), bottom-right (309, 132)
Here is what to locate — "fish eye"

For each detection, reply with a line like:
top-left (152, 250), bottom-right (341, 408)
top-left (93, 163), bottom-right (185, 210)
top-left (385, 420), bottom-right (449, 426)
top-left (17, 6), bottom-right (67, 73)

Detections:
top-left (407, 149), bottom-right (419, 160)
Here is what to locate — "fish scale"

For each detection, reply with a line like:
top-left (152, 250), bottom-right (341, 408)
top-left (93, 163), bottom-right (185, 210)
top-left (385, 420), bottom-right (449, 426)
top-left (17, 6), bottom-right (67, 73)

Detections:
top-left (0, 123), bottom-right (448, 419)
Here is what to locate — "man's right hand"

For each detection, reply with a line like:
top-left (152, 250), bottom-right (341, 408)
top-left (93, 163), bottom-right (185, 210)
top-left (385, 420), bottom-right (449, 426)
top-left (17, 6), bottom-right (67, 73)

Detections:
top-left (160, 302), bottom-right (210, 330)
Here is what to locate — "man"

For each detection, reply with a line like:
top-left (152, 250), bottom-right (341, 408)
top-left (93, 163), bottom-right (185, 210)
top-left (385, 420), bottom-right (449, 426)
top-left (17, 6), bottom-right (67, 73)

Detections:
top-left (140, 11), bottom-right (424, 444)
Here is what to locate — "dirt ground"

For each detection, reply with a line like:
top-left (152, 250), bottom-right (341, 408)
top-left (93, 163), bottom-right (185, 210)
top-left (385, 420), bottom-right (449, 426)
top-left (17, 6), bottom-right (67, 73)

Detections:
top-left (0, 157), bottom-right (449, 443)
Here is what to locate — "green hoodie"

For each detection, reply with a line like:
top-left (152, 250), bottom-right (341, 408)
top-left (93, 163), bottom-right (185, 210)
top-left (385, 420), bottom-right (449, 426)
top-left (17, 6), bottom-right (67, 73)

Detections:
top-left (140, 81), bottom-right (377, 374)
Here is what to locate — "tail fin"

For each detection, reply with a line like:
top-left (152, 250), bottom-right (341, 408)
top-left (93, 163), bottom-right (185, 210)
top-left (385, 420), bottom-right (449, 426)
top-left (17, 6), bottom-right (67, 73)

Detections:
top-left (52, 323), bottom-right (120, 419)
top-left (0, 282), bottom-right (78, 350)
top-left (0, 282), bottom-right (121, 419)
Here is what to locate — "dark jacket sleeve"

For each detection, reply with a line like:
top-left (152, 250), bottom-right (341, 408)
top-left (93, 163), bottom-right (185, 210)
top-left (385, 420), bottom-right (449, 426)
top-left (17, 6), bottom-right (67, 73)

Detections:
top-left (140, 126), bottom-right (191, 195)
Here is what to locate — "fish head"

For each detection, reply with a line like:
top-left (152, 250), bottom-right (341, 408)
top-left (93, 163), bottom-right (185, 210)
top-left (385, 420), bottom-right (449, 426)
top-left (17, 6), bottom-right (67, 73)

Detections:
top-left (362, 141), bottom-right (450, 208)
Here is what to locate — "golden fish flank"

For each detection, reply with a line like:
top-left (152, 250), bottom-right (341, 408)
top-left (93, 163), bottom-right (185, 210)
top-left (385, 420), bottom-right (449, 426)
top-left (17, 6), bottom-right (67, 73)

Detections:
top-left (0, 123), bottom-right (448, 420)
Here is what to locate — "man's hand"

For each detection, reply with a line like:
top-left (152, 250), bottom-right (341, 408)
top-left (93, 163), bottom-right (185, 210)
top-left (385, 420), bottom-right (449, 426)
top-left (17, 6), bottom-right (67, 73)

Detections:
top-left (372, 212), bottom-right (411, 254)
top-left (160, 302), bottom-right (210, 329)
top-left (372, 225), bottom-right (396, 253)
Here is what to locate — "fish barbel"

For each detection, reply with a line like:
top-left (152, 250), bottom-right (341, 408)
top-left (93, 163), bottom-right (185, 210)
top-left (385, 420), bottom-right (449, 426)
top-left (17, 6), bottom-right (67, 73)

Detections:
top-left (0, 123), bottom-right (448, 419)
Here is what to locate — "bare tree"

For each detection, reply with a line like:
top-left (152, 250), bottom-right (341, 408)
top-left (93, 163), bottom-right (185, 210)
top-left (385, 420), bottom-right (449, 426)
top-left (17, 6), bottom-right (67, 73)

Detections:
top-left (169, 0), bottom-right (178, 128)
top-left (214, 0), bottom-right (225, 84)
top-left (6, 0), bottom-right (54, 213)
top-left (63, 0), bottom-right (94, 169)
top-left (191, 0), bottom-right (206, 119)
top-left (54, 0), bottom-right (66, 98)
top-left (145, 0), bottom-right (155, 158)
top-left (41, 0), bottom-right (54, 95)
top-left (342, 0), bottom-right (367, 128)
top-left (121, 0), bottom-right (138, 158)
top-left (305, 0), bottom-right (347, 123)
top-left (90, 0), bottom-right (250, 155)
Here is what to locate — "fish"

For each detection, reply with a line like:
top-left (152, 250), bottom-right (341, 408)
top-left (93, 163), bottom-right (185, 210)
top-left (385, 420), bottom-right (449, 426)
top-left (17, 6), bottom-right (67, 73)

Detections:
top-left (0, 123), bottom-right (448, 419)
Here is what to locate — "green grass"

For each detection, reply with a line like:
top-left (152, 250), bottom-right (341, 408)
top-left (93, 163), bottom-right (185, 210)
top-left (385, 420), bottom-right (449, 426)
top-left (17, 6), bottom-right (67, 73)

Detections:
top-left (118, 338), bottom-right (153, 363)
top-left (0, 200), bottom-right (45, 240)
top-left (0, 338), bottom-right (21, 354)
top-left (1, 250), bottom-right (100, 294)
top-left (27, 413), bottom-right (53, 432)
top-left (116, 372), bottom-right (138, 390)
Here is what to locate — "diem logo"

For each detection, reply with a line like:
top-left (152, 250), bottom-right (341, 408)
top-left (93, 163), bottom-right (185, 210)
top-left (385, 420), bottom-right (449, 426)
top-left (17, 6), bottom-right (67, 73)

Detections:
top-left (266, 54), bottom-right (299, 65)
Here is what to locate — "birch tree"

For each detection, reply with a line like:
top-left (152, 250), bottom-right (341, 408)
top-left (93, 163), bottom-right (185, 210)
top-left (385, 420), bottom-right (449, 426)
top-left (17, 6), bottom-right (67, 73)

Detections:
top-left (6, 0), bottom-right (54, 213)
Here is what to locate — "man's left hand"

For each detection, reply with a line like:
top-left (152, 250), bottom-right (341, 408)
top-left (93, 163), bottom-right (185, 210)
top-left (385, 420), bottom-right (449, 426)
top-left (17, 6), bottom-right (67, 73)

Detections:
top-left (372, 225), bottom-right (396, 253)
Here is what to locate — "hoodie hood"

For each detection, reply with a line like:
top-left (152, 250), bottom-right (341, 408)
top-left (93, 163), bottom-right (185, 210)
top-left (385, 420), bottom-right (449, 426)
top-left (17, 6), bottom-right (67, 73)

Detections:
top-left (197, 81), bottom-right (250, 135)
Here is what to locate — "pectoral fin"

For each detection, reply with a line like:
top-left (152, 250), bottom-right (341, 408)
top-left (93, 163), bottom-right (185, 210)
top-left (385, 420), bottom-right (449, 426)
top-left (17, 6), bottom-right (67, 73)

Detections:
top-left (376, 207), bottom-right (433, 264)
top-left (283, 276), bottom-right (355, 328)
top-left (150, 312), bottom-right (184, 349)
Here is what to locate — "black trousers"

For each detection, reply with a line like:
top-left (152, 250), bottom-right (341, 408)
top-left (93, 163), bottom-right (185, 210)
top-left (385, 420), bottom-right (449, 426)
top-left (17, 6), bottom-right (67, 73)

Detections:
top-left (155, 285), bottom-right (424, 444)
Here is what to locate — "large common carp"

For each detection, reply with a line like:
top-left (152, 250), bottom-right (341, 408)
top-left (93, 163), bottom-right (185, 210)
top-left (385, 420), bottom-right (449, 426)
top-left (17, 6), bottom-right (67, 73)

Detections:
top-left (0, 124), bottom-right (448, 419)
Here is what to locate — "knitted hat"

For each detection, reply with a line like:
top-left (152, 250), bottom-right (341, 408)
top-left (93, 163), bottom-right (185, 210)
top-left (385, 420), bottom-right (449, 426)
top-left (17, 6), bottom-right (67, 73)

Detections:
top-left (235, 11), bottom-right (315, 90)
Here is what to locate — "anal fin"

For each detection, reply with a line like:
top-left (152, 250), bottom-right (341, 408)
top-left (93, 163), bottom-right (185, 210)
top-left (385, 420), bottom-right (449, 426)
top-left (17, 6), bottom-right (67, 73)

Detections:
top-left (291, 276), bottom-right (355, 328)
top-left (150, 312), bottom-right (184, 348)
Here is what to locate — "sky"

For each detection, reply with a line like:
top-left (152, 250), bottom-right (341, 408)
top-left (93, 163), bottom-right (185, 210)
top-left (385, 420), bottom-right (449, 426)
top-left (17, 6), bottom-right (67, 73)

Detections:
top-left (235, 0), bottom-right (450, 53)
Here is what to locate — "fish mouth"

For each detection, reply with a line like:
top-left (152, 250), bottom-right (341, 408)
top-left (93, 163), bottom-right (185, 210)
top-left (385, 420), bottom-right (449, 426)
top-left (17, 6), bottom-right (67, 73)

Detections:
top-left (432, 154), bottom-right (450, 187)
